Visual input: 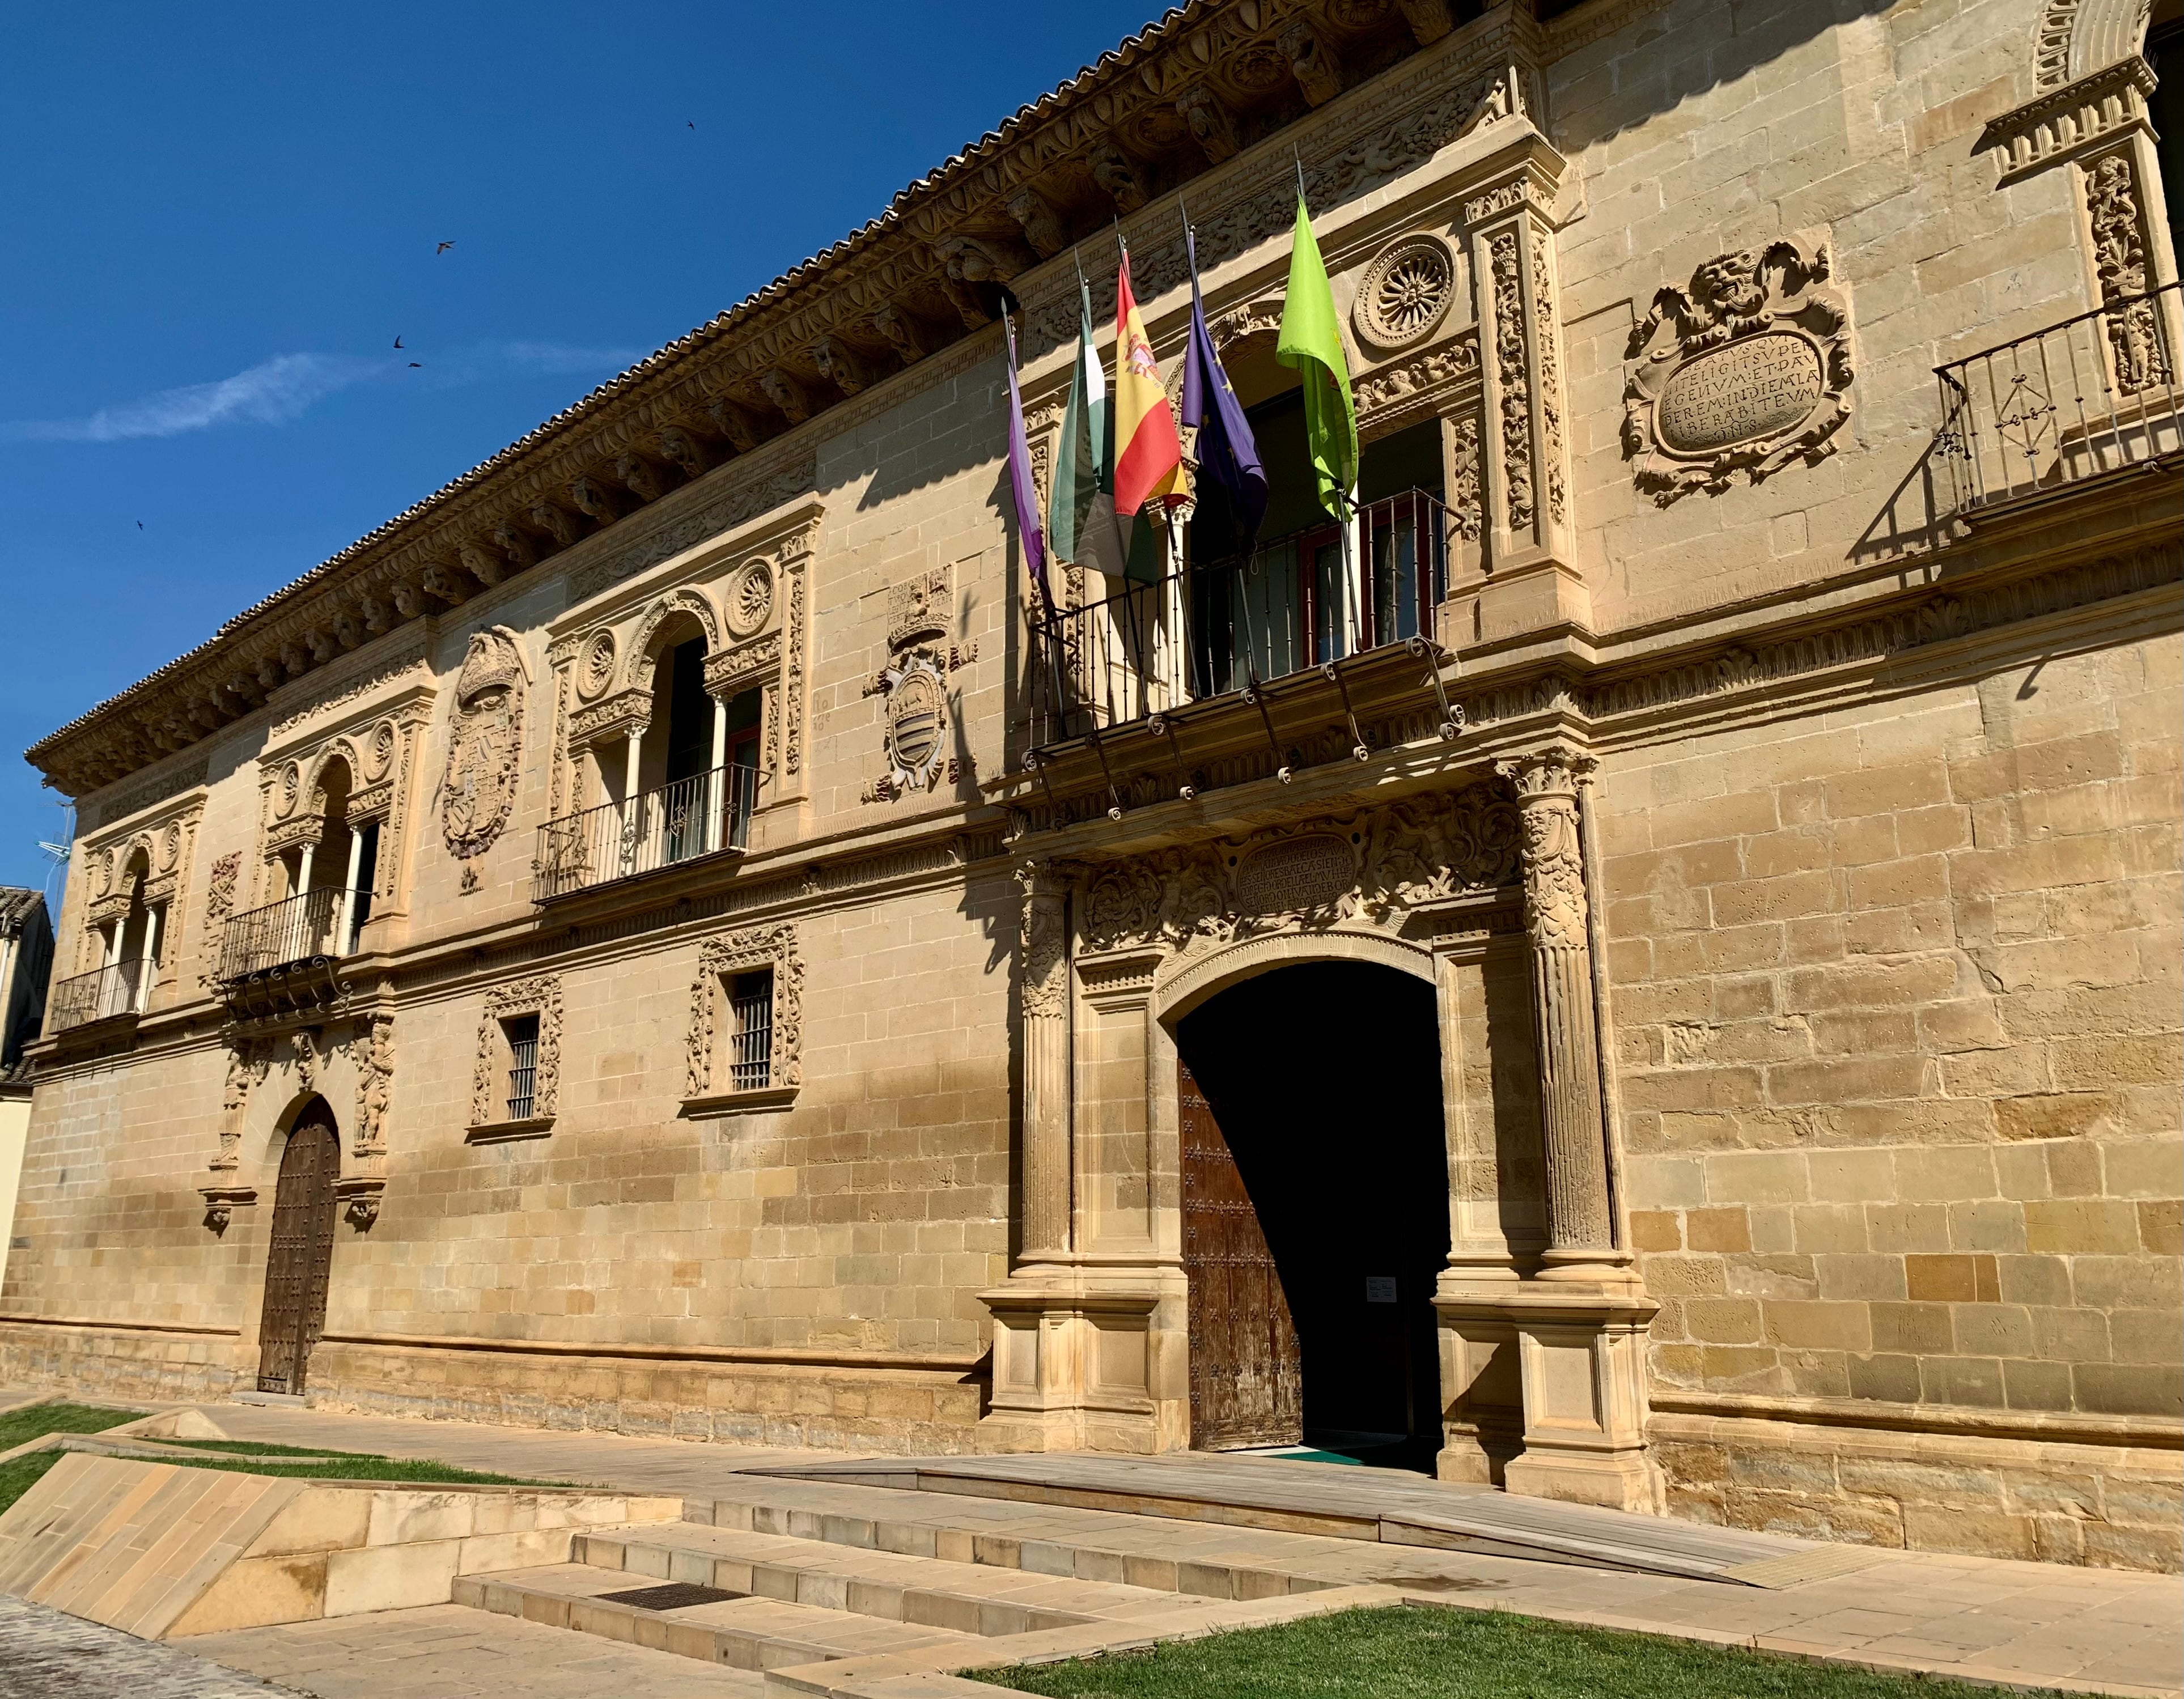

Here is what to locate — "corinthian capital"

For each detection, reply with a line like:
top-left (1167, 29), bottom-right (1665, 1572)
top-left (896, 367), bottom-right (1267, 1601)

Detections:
top-left (1496, 744), bottom-right (1595, 802)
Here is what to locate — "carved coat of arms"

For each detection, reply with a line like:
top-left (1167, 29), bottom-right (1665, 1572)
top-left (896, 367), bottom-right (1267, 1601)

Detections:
top-left (439, 627), bottom-right (527, 860)
top-left (1623, 236), bottom-right (1852, 504)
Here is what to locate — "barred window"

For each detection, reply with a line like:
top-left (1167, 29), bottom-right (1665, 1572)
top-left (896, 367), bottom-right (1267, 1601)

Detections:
top-left (503, 1013), bottom-right (541, 1120)
top-left (728, 970), bottom-right (773, 1092)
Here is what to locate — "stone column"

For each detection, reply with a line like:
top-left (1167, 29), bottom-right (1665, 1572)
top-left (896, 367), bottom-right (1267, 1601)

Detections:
top-left (1494, 745), bottom-right (1657, 1512)
top-left (1016, 858), bottom-right (1072, 1261)
top-left (1498, 747), bottom-right (1616, 1277)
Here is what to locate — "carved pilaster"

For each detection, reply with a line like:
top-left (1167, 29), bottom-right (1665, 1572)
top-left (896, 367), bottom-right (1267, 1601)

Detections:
top-left (1017, 859), bottom-right (1074, 1261)
top-left (1462, 141), bottom-right (1585, 641)
top-left (1498, 747), bottom-right (1614, 1272)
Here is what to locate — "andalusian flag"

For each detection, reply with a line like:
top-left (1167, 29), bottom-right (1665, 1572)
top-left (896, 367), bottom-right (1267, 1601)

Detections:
top-left (1276, 194), bottom-right (1358, 519)
top-left (1048, 275), bottom-right (1126, 579)
top-left (1111, 242), bottom-right (1185, 579)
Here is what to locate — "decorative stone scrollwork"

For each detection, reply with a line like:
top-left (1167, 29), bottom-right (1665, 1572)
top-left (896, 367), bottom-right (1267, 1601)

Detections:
top-left (684, 924), bottom-right (802, 1097)
top-left (1623, 236), bottom-right (1852, 505)
top-left (1075, 783), bottom-right (1521, 959)
top-left (439, 626), bottom-right (528, 861)
top-left (2085, 151), bottom-right (2172, 393)
top-left (627, 588), bottom-right (723, 690)
top-left (470, 975), bottom-right (561, 1127)
top-left (1354, 233), bottom-right (1458, 352)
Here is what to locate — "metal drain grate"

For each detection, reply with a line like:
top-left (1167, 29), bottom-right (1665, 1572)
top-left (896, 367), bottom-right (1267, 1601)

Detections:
top-left (597, 1582), bottom-right (747, 1610)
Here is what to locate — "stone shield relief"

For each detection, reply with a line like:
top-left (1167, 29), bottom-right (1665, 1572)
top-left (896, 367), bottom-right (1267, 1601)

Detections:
top-left (1622, 236), bottom-right (1852, 505)
top-left (440, 626), bottom-right (528, 861)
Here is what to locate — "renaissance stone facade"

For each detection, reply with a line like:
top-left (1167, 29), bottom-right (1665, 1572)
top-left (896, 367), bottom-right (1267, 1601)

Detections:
top-left (9, 0), bottom-right (2180, 1573)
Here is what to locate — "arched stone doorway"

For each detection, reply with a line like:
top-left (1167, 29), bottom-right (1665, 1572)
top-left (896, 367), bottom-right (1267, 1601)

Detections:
top-left (1173, 961), bottom-right (1449, 1468)
top-left (256, 1096), bottom-right (340, 1395)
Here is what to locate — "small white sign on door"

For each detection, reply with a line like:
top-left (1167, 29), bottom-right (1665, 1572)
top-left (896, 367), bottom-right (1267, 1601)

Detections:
top-left (1364, 1276), bottom-right (1398, 1304)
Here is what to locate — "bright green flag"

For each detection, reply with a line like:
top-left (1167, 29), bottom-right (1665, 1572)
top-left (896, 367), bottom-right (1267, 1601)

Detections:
top-left (1275, 194), bottom-right (1358, 519)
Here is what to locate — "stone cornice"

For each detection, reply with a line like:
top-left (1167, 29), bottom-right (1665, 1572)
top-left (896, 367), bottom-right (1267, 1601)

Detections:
top-left (26, 0), bottom-right (1488, 802)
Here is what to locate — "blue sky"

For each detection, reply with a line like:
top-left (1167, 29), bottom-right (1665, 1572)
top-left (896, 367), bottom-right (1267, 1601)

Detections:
top-left (0, 1), bottom-right (1163, 894)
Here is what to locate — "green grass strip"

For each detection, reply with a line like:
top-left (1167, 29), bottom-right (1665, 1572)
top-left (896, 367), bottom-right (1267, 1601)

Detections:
top-left (968, 1604), bottom-right (2069, 1699)
top-left (0, 1427), bottom-right (579, 1517)
top-left (0, 1401), bottom-right (140, 1451)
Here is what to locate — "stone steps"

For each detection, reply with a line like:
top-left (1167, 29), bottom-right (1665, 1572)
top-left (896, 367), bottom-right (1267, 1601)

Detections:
top-left (452, 1560), bottom-right (978, 1673)
top-left (449, 1502), bottom-right (1403, 1699)
top-left (571, 1521), bottom-right (1188, 1634)
top-left (691, 1473), bottom-right (1342, 1603)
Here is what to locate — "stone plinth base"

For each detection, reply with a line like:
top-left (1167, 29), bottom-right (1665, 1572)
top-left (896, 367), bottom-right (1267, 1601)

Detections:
top-left (979, 1267), bottom-right (1186, 1455)
top-left (1436, 1281), bottom-right (1661, 1513)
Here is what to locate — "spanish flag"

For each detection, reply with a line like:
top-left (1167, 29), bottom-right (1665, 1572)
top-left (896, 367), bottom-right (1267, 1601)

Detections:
top-left (1110, 243), bottom-right (1186, 542)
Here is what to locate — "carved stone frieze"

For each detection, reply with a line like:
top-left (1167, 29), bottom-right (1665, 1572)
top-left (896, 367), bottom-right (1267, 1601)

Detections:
top-left (704, 632), bottom-right (782, 699)
top-left (1354, 330), bottom-right (1480, 427)
top-left (1075, 783), bottom-right (1520, 961)
top-left (684, 924), bottom-right (802, 1097)
top-left (1487, 231), bottom-right (1534, 532)
top-left (1622, 236), bottom-right (1852, 505)
top-left (569, 687), bottom-right (651, 749)
top-left (470, 975), bottom-right (561, 1127)
top-left (439, 626), bottom-right (528, 862)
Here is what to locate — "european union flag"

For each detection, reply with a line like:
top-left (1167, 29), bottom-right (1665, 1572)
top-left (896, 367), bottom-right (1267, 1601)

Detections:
top-left (1180, 224), bottom-right (1267, 559)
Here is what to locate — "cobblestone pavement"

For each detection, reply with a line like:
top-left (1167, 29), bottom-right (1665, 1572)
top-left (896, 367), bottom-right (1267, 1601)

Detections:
top-left (0, 1592), bottom-right (304, 1699)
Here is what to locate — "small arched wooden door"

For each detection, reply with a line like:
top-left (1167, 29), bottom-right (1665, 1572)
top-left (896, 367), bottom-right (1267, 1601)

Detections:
top-left (256, 1097), bottom-right (340, 1394)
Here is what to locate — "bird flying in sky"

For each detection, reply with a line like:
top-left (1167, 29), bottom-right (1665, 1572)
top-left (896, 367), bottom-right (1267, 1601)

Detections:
top-left (435, 240), bottom-right (455, 254)
top-left (408, 362), bottom-right (423, 368)
top-left (393, 335), bottom-right (404, 349)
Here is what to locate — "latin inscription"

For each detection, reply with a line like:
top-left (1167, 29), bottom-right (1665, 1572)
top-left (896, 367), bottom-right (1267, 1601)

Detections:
top-left (1656, 332), bottom-right (1824, 455)
top-left (1235, 835), bottom-right (1352, 915)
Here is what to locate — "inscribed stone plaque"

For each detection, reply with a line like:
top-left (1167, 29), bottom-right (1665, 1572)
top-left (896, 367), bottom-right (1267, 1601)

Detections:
top-left (1235, 835), bottom-right (1352, 915)
top-left (1656, 332), bottom-right (1825, 453)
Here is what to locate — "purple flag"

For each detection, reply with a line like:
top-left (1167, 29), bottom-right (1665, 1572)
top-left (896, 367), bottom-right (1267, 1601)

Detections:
top-left (1002, 313), bottom-right (1050, 606)
top-left (1180, 225), bottom-right (1267, 556)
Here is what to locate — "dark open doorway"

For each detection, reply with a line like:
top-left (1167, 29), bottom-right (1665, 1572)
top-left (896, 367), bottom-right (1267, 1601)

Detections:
top-left (1174, 961), bottom-right (1449, 1472)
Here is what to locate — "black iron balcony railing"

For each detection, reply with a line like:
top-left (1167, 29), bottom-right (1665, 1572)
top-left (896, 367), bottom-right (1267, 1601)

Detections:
top-left (1935, 280), bottom-right (2182, 517)
top-left (49, 958), bottom-right (147, 1033)
top-left (1028, 488), bottom-right (1450, 747)
top-left (218, 886), bottom-right (366, 982)
top-left (533, 761), bottom-right (760, 902)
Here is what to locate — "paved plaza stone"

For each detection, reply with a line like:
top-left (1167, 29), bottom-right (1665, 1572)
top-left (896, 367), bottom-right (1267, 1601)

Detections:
top-left (6, 1395), bottom-right (2169, 1699)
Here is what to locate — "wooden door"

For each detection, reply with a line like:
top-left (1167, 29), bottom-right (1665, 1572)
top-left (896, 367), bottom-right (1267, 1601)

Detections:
top-left (256, 1098), bottom-right (340, 1394)
top-left (1181, 1057), bottom-right (1301, 1449)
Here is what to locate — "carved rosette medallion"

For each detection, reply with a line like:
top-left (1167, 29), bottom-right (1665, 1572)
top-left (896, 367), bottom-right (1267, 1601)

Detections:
top-left (576, 630), bottom-right (617, 702)
top-left (726, 560), bottom-right (775, 640)
top-left (1623, 236), bottom-right (1852, 505)
top-left (1353, 232), bottom-right (1458, 352)
top-left (440, 627), bottom-right (527, 861)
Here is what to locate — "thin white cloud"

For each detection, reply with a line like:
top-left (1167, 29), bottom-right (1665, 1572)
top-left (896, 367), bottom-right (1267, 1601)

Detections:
top-left (9, 353), bottom-right (378, 443)
top-left (6, 342), bottom-right (647, 444)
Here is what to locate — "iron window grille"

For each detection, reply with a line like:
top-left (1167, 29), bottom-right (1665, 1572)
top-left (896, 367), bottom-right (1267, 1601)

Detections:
top-left (728, 970), bottom-right (773, 1092)
top-left (503, 1013), bottom-right (541, 1120)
